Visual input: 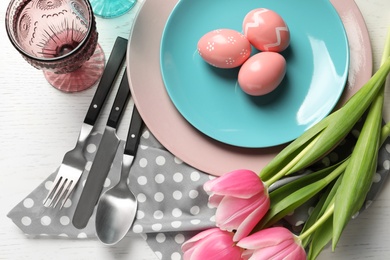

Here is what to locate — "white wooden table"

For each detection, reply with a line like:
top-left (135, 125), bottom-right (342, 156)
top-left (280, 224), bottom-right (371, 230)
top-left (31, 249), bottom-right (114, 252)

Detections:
top-left (0, 0), bottom-right (389, 259)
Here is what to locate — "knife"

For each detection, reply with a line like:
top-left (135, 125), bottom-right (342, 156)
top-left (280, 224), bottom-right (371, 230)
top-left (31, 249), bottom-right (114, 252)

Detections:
top-left (73, 70), bottom-right (131, 229)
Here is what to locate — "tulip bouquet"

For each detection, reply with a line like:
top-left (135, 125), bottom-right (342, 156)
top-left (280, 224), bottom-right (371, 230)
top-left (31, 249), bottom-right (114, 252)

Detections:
top-left (182, 28), bottom-right (390, 260)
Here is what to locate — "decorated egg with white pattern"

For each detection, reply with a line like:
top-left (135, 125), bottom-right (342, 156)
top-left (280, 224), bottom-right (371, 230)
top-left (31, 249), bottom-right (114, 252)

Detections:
top-left (243, 8), bottom-right (290, 52)
top-left (197, 29), bottom-right (251, 68)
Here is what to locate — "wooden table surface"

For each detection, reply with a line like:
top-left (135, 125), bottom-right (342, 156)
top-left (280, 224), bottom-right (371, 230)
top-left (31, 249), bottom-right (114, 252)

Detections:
top-left (1, 0), bottom-right (389, 259)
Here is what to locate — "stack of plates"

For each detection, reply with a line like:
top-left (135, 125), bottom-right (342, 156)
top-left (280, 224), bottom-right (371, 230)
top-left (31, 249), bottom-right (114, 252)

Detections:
top-left (127, 0), bottom-right (372, 176)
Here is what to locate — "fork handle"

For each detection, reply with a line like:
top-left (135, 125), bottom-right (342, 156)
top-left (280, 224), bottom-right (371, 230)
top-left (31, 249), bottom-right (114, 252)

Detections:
top-left (83, 37), bottom-right (128, 126)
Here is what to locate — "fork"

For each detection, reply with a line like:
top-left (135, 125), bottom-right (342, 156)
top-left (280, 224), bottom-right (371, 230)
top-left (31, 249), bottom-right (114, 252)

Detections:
top-left (43, 37), bottom-right (128, 209)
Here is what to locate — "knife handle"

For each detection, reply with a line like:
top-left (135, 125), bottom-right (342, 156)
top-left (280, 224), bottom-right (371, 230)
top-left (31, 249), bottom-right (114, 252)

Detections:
top-left (83, 37), bottom-right (128, 126)
top-left (107, 70), bottom-right (130, 128)
top-left (125, 105), bottom-right (144, 156)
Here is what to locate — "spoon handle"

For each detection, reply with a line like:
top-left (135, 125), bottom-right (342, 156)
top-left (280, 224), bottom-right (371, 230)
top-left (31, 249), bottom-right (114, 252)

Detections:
top-left (125, 102), bottom-right (144, 156)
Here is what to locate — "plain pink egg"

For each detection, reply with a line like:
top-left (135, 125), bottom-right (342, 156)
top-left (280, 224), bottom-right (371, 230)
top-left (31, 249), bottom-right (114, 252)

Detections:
top-left (243, 8), bottom-right (290, 52)
top-left (197, 29), bottom-right (251, 68)
top-left (238, 52), bottom-right (286, 96)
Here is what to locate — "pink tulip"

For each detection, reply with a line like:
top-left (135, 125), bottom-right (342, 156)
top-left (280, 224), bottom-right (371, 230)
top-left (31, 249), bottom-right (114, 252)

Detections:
top-left (237, 227), bottom-right (306, 260)
top-left (182, 228), bottom-right (244, 260)
top-left (204, 169), bottom-right (270, 241)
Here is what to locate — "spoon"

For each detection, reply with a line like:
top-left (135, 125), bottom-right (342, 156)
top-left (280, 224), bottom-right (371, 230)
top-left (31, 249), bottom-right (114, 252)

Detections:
top-left (95, 104), bottom-right (144, 245)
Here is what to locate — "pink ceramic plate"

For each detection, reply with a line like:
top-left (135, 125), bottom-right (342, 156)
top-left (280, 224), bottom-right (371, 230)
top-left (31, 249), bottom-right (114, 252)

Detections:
top-left (127, 0), bottom-right (372, 176)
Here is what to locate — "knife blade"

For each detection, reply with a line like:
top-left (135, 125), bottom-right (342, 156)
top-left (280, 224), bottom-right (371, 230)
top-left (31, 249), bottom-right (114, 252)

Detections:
top-left (73, 70), bottom-right (131, 229)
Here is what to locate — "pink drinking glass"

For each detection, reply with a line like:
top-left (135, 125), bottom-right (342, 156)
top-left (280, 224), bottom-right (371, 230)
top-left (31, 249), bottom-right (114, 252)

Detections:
top-left (5, 0), bottom-right (105, 92)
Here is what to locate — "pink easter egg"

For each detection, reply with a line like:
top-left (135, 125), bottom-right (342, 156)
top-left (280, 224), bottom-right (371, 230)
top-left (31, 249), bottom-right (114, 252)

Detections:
top-left (238, 52), bottom-right (286, 96)
top-left (243, 8), bottom-right (290, 52)
top-left (197, 29), bottom-right (251, 69)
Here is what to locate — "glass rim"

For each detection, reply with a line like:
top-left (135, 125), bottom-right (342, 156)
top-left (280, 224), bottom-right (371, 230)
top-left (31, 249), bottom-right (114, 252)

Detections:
top-left (5, 0), bottom-right (96, 63)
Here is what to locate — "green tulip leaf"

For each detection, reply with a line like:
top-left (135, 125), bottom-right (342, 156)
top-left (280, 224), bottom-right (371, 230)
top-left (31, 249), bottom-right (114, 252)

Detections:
top-left (333, 89), bottom-right (384, 249)
top-left (300, 176), bottom-right (341, 247)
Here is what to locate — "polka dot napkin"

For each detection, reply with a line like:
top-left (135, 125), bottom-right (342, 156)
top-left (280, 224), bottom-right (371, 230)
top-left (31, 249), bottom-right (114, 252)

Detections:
top-left (7, 121), bottom-right (390, 260)
top-left (7, 128), bottom-right (217, 260)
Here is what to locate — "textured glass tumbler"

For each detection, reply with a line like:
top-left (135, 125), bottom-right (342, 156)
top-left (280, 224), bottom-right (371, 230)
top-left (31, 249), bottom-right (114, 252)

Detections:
top-left (5, 0), bottom-right (105, 92)
top-left (90, 0), bottom-right (136, 19)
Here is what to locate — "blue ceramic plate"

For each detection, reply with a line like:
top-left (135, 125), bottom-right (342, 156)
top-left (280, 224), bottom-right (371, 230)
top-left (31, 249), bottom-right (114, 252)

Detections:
top-left (160, 0), bottom-right (349, 148)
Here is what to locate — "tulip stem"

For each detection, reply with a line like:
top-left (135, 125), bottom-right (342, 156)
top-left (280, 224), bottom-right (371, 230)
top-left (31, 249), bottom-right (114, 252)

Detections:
top-left (264, 135), bottom-right (321, 187)
top-left (381, 121), bottom-right (390, 144)
top-left (298, 201), bottom-right (334, 241)
top-left (381, 27), bottom-right (390, 65)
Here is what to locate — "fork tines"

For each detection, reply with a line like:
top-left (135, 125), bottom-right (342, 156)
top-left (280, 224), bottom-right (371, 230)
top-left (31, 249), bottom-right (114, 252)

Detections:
top-left (43, 169), bottom-right (79, 209)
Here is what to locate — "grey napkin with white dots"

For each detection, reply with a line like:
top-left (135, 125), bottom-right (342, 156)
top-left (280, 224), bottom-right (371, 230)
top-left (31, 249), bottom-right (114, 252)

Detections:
top-left (7, 123), bottom-right (390, 260)
top-left (7, 128), bottom-right (216, 260)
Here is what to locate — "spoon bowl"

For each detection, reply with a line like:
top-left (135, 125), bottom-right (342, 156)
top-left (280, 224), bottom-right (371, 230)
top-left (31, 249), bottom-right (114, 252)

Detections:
top-left (96, 155), bottom-right (138, 245)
